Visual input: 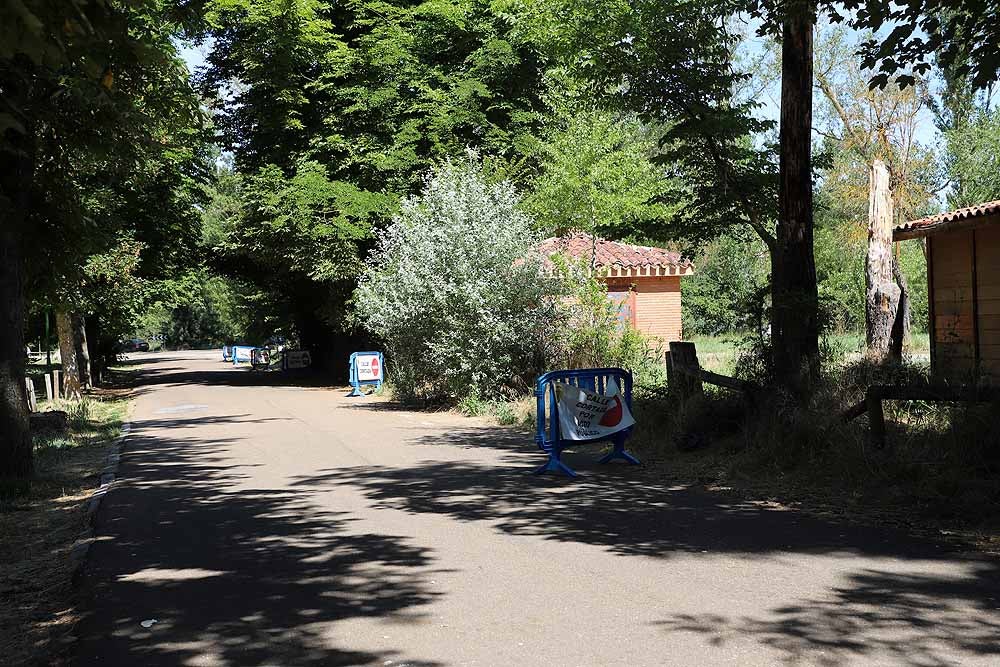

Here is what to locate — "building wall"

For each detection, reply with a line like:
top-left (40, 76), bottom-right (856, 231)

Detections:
top-left (606, 276), bottom-right (684, 343)
top-left (929, 218), bottom-right (1000, 381)
top-left (931, 228), bottom-right (976, 379)
top-left (976, 223), bottom-right (1000, 377)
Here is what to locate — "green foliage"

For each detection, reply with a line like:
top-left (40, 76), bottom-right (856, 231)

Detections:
top-left (202, 0), bottom-right (548, 190)
top-left (237, 162), bottom-right (389, 285)
top-left (356, 156), bottom-right (664, 402)
top-left (683, 233), bottom-right (770, 336)
top-left (941, 106), bottom-right (1000, 208)
top-left (512, 0), bottom-right (778, 246)
top-left (205, 160), bottom-right (392, 344)
top-left (199, 1), bottom-right (552, 351)
top-left (66, 399), bottom-right (93, 431)
top-left (522, 108), bottom-right (691, 241)
top-left (4, 0), bottom-right (213, 370)
top-left (852, 1), bottom-right (1000, 91)
top-left (139, 271), bottom-right (251, 349)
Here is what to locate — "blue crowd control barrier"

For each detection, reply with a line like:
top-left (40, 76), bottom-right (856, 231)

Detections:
top-left (232, 346), bottom-right (255, 365)
top-left (534, 367), bottom-right (640, 477)
top-left (222, 345), bottom-right (233, 362)
top-left (348, 351), bottom-right (384, 396)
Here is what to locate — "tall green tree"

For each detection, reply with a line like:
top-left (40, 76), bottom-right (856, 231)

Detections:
top-left (199, 0), bottom-right (553, 360)
top-left (1, 0), bottom-right (207, 477)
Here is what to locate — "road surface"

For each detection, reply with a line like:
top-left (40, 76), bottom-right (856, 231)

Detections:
top-left (74, 350), bottom-right (1000, 666)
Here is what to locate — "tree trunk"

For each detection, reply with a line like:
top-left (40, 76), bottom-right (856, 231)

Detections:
top-left (890, 258), bottom-right (910, 361)
top-left (865, 159), bottom-right (904, 364)
top-left (56, 309), bottom-right (83, 399)
top-left (772, 10), bottom-right (819, 398)
top-left (0, 154), bottom-right (34, 478)
top-left (72, 312), bottom-right (92, 388)
top-left (85, 316), bottom-right (104, 386)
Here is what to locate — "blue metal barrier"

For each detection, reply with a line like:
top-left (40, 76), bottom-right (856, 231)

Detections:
top-left (222, 345), bottom-right (233, 362)
top-left (232, 346), bottom-right (254, 365)
top-left (348, 351), bottom-right (384, 396)
top-left (534, 368), bottom-right (640, 477)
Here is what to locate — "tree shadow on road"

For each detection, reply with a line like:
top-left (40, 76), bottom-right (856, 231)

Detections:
top-left (289, 424), bottom-right (1000, 664)
top-left (655, 562), bottom-right (1000, 665)
top-left (294, 452), bottom-right (962, 561)
top-left (74, 414), bottom-right (445, 667)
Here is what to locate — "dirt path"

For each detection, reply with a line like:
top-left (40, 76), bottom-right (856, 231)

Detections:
top-left (72, 350), bottom-right (1000, 666)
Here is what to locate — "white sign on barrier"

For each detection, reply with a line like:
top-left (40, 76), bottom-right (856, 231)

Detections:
top-left (284, 350), bottom-right (311, 369)
top-left (554, 377), bottom-right (635, 441)
top-left (355, 353), bottom-right (382, 381)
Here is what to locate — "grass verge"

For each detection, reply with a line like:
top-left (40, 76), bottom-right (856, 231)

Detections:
top-left (0, 390), bottom-right (130, 666)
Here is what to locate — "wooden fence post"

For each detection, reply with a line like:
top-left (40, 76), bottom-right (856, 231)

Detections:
top-left (25, 377), bottom-right (37, 412)
top-left (44, 373), bottom-right (53, 402)
top-left (667, 341), bottom-right (703, 400)
top-left (53, 369), bottom-right (61, 399)
top-left (866, 387), bottom-right (886, 448)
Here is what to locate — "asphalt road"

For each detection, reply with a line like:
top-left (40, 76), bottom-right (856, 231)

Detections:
top-left (73, 350), bottom-right (1000, 666)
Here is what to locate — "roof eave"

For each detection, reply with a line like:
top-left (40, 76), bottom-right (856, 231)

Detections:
top-left (894, 211), bottom-right (1000, 241)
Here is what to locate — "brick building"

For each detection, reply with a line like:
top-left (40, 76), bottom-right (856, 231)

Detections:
top-left (538, 233), bottom-right (695, 343)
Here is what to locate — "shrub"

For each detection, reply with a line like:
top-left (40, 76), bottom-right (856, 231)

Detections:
top-left (357, 155), bottom-right (667, 403)
top-left (356, 156), bottom-right (561, 402)
top-left (547, 257), bottom-right (664, 385)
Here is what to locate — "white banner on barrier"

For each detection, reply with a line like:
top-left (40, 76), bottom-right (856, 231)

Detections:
top-left (355, 353), bottom-right (382, 381)
top-left (554, 377), bottom-right (634, 441)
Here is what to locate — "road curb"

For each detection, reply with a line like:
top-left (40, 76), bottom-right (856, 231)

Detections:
top-left (70, 421), bottom-right (131, 583)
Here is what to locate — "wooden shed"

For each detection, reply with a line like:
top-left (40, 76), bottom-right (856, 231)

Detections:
top-left (538, 233), bottom-right (695, 343)
top-left (894, 200), bottom-right (1000, 382)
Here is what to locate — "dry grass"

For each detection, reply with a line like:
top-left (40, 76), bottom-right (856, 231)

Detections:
top-left (0, 390), bottom-right (129, 667)
top-left (625, 379), bottom-right (1000, 553)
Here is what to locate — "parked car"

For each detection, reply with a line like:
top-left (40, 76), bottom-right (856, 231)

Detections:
top-left (121, 338), bottom-right (150, 352)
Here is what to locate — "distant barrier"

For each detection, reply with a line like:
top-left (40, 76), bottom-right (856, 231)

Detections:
top-left (232, 346), bottom-right (254, 365)
top-left (222, 345), bottom-right (233, 362)
top-left (534, 367), bottom-right (639, 477)
top-left (282, 349), bottom-right (312, 370)
top-left (250, 347), bottom-right (271, 371)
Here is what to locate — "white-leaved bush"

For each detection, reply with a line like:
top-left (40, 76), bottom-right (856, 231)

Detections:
top-left (356, 156), bottom-right (561, 401)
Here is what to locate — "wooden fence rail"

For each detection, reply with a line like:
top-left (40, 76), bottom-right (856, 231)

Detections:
top-left (842, 384), bottom-right (1000, 448)
top-left (665, 341), bottom-right (759, 404)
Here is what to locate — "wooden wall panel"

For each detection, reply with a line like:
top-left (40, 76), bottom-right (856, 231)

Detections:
top-left (931, 229), bottom-right (974, 381)
top-left (976, 224), bottom-right (1000, 378)
top-left (931, 231), bottom-right (976, 364)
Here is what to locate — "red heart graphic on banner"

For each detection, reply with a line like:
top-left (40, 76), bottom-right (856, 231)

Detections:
top-left (599, 395), bottom-right (623, 427)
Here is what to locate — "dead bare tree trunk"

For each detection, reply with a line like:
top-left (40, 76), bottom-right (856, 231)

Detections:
top-left (865, 159), bottom-right (904, 364)
top-left (56, 309), bottom-right (83, 399)
top-left (891, 260), bottom-right (910, 360)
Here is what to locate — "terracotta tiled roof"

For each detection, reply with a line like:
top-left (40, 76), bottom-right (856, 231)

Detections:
top-left (537, 233), bottom-right (694, 277)
top-left (894, 200), bottom-right (1000, 240)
